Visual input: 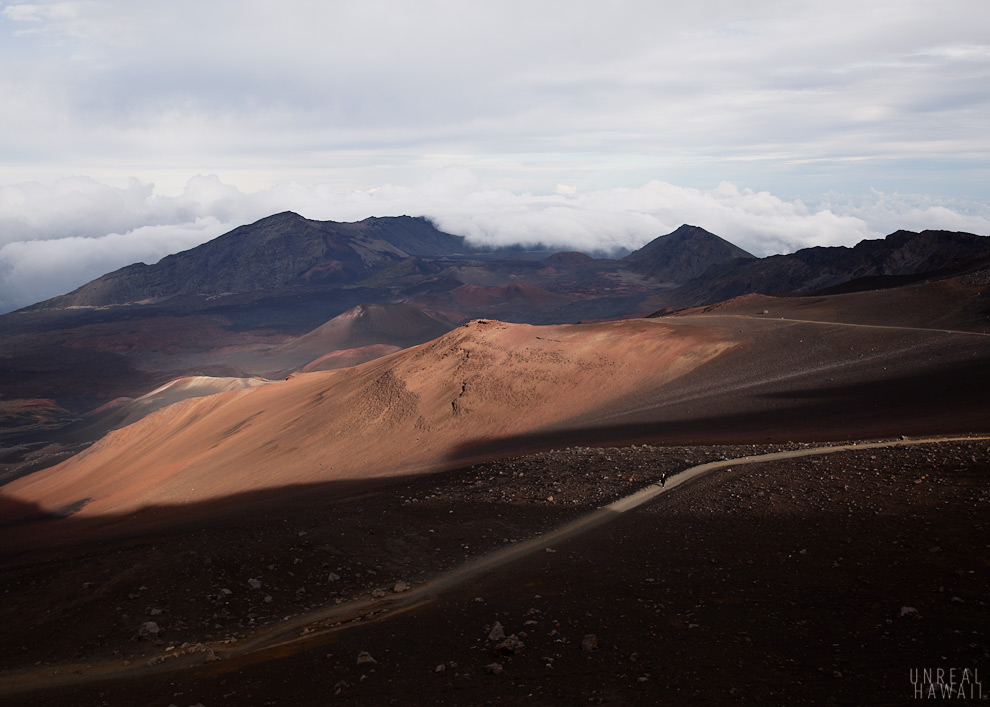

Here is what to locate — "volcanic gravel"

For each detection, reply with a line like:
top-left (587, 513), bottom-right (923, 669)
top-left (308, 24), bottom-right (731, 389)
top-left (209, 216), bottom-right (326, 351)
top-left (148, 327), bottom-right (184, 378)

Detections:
top-left (1, 438), bottom-right (987, 705)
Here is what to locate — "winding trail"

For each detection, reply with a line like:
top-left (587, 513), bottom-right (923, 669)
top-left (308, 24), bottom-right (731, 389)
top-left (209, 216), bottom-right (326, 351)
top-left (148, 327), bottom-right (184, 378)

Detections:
top-left (685, 313), bottom-right (990, 337)
top-left (1, 434), bottom-right (987, 695)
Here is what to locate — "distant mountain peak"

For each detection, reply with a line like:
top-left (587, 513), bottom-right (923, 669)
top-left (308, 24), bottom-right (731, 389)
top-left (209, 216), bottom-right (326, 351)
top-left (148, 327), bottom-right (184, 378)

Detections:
top-left (622, 224), bottom-right (755, 283)
top-left (28, 214), bottom-right (471, 310)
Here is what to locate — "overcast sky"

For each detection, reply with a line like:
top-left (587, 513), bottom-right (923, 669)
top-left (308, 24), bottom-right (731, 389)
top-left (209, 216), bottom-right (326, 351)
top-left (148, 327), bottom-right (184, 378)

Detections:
top-left (1, 0), bottom-right (988, 312)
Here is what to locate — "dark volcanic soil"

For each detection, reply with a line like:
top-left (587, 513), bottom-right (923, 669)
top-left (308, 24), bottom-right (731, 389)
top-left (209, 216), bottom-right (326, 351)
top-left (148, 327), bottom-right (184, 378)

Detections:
top-left (1, 437), bottom-right (987, 705)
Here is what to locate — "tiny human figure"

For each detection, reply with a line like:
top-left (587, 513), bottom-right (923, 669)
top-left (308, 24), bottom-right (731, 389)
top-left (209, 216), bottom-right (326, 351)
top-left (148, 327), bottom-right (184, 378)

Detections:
top-left (660, 471), bottom-right (667, 488)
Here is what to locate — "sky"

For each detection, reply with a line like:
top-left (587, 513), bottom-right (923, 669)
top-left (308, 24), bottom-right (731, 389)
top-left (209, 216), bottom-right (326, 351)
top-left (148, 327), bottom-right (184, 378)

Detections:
top-left (0, 0), bottom-right (988, 312)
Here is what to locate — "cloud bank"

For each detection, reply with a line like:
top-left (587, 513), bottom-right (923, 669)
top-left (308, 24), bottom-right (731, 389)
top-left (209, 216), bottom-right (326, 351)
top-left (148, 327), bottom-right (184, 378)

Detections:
top-left (0, 2), bottom-right (987, 198)
top-left (1, 169), bottom-right (987, 313)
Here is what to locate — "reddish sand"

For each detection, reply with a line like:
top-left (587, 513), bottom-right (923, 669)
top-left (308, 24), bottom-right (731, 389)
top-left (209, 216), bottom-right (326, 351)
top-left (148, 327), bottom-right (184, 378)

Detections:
top-left (1, 319), bottom-right (733, 518)
top-left (297, 344), bottom-right (403, 373)
top-left (272, 303), bottom-right (458, 372)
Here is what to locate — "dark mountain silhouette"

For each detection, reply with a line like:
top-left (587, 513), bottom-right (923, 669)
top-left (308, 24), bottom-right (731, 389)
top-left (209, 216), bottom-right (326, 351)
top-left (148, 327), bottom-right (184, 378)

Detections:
top-left (30, 212), bottom-right (472, 310)
top-left (622, 224), bottom-right (755, 282)
top-left (669, 229), bottom-right (990, 306)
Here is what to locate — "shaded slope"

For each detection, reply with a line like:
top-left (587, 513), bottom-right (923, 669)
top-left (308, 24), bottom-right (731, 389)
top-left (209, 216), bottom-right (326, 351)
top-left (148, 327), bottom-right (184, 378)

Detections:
top-left (670, 268), bottom-right (990, 334)
top-left (450, 282), bottom-right (573, 311)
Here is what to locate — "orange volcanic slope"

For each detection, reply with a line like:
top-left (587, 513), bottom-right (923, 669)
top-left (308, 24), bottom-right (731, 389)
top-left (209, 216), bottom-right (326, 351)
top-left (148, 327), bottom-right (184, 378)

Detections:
top-left (2, 319), bottom-right (732, 517)
top-left (297, 344), bottom-right (403, 373)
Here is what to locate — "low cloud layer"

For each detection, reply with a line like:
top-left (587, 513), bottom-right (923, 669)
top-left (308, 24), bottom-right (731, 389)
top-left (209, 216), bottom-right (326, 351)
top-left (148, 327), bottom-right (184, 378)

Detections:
top-left (2, 170), bottom-right (988, 313)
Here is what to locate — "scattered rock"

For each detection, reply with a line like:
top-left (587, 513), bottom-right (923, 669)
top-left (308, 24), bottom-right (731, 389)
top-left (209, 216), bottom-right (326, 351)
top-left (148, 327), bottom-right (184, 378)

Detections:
top-left (356, 651), bottom-right (377, 666)
top-left (900, 606), bottom-right (918, 617)
top-left (136, 621), bottom-right (160, 640)
top-left (581, 634), bottom-right (599, 652)
top-left (485, 662), bottom-right (504, 675)
top-left (327, 572), bottom-right (340, 582)
top-left (371, 588), bottom-right (386, 598)
top-left (434, 663), bottom-right (446, 673)
top-left (248, 578), bottom-right (262, 589)
top-left (393, 580), bottom-right (409, 593)
top-left (494, 634), bottom-right (525, 655)
top-left (488, 621), bottom-right (506, 642)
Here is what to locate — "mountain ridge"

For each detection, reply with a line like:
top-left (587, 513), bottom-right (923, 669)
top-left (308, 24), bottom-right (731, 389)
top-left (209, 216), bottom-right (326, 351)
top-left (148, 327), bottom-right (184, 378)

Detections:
top-left (2, 215), bottom-right (988, 421)
top-left (28, 212), bottom-right (472, 310)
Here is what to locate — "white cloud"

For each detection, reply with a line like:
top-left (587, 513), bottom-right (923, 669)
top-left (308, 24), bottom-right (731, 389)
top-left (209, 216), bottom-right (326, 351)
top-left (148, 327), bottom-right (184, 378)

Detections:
top-left (0, 2), bottom-right (987, 198)
top-left (0, 218), bottom-right (228, 312)
top-left (0, 170), bottom-right (987, 313)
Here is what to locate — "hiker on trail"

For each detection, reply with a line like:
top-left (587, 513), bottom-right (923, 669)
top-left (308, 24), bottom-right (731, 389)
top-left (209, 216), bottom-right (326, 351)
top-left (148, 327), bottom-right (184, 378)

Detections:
top-left (660, 471), bottom-right (667, 488)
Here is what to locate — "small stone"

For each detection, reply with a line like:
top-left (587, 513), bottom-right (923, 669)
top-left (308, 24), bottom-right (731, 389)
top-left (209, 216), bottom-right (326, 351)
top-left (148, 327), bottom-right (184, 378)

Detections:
top-left (136, 621), bottom-right (160, 640)
top-left (264, 595), bottom-right (273, 603)
top-left (356, 651), bottom-right (377, 666)
top-left (488, 621), bottom-right (506, 642)
top-left (435, 663), bottom-right (446, 673)
top-left (494, 634), bottom-right (525, 655)
top-left (248, 578), bottom-right (262, 590)
top-left (393, 581), bottom-right (409, 593)
top-left (485, 662), bottom-right (504, 675)
top-left (900, 606), bottom-right (918, 617)
top-left (204, 648), bottom-right (221, 662)
top-left (371, 588), bottom-right (386, 598)
top-left (581, 634), bottom-right (599, 652)
top-left (327, 572), bottom-right (340, 582)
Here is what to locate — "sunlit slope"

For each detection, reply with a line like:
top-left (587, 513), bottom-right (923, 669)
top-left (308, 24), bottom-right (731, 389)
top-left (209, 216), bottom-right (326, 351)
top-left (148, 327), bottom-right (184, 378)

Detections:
top-left (2, 319), bottom-right (732, 516)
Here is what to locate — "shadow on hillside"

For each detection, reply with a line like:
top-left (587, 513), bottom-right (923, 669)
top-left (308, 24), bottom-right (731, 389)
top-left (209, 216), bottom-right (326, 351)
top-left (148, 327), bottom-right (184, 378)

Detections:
top-left (0, 474), bottom-right (419, 560)
top-left (2, 350), bottom-right (986, 562)
top-left (445, 354), bottom-right (990, 461)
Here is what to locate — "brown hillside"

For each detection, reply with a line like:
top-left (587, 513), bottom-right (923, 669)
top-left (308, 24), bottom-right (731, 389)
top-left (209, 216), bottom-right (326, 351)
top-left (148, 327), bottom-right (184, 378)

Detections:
top-left (1, 319), bottom-right (732, 518)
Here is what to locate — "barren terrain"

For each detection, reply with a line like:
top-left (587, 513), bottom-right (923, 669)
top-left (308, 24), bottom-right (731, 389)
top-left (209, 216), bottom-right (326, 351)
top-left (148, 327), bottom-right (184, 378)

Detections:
top-left (0, 436), bottom-right (987, 705)
top-left (1, 277), bottom-right (988, 705)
